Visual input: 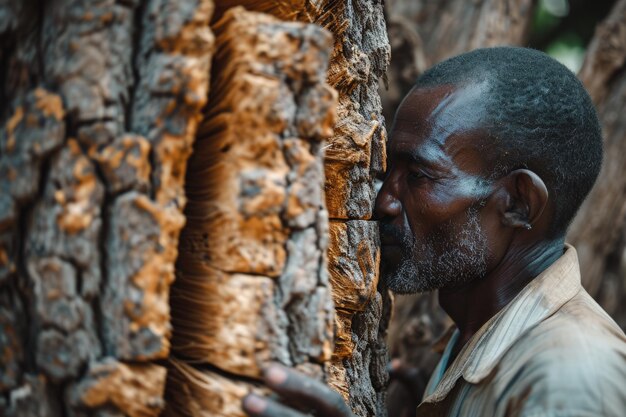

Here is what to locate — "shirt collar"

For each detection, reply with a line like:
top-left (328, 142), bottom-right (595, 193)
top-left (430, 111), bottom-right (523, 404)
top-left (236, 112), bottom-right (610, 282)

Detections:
top-left (423, 244), bottom-right (582, 403)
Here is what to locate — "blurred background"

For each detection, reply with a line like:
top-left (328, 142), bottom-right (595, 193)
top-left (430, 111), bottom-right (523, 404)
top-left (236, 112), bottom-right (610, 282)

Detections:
top-left (0, 1), bottom-right (623, 415)
top-left (381, 0), bottom-right (626, 414)
top-left (529, 0), bottom-right (614, 71)
top-left (380, 0), bottom-right (618, 121)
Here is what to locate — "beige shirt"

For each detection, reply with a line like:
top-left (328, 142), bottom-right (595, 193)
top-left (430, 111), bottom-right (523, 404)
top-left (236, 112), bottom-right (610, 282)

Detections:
top-left (417, 245), bottom-right (626, 417)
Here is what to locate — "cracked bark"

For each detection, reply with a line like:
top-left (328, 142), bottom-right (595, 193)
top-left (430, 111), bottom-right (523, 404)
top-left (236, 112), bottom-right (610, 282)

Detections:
top-left (0, 0), bottom-right (213, 415)
top-left (297, 3), bottom-right (393, 415)
top-left (2, 0), bottom-right (392, 416)
top-left (207, 9), bottom-right (393, 413)
top-left (164, 7), bottom-right (336, 417)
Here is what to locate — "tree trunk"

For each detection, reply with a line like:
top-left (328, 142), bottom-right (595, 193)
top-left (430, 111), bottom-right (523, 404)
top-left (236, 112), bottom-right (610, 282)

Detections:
top-left (0, 1), bottom-right (392, 416)
top-left (0, 0), bottom-right (213, 415)
top-left (165, 1), bottom-right (392, 415)
top-left (310, 2), bottom-right (392, 416)
top-left (163, 7), bottom-right (336, 417)
top-left (568, 0), bottom-right (626, 329)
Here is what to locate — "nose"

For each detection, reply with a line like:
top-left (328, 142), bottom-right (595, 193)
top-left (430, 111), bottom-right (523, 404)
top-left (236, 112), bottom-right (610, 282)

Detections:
top-left (374, 173), bottom-right (401, 221)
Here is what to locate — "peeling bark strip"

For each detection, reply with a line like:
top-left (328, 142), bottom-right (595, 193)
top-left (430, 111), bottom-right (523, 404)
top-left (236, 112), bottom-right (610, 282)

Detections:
top-left (0, 88), bottom-right (66, 285)
top-left (229, 1), bottom-right (393, 414)
top-left (0, 0), bottom-right (213, 415)
top-left (166, 7), bottom-right (336, 417)
top-left (306, 2), bottom-right (392, 416)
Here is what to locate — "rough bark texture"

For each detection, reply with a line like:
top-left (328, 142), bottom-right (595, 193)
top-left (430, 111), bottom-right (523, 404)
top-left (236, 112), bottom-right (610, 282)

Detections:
top-left (568, 0), bottom-right (626, 329)
top-left (0, 0), bottom-right (213, 415)
top-left (305, 2), bottom-right (392, 416)
top-left (381, 1), bottom-right (538, 415)
top-left (164, 8), bottom-right (336, 417)
top-left (2, 1), bottom-right (392, 416)
top-left (209, 2), bottom-right (393, 416)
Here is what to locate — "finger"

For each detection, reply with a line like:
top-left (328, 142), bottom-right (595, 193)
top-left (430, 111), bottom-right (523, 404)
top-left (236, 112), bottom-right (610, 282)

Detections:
top-left (263, 364), bottom-right (353, 417)
top-left (242, 394), bottom-right (310, 417)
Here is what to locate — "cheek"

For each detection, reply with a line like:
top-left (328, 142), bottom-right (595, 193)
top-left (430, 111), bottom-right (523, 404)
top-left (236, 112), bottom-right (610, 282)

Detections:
top-left (479, 203), bottom-right (510, 267)
top-left (482, 213), bottom-right (510, 268)
top-left (403, 188), bottom-right (477, 237)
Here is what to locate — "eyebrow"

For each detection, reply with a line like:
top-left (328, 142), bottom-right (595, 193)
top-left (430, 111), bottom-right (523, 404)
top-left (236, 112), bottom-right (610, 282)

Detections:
top-left (391, 147), bottom-right (446, 172)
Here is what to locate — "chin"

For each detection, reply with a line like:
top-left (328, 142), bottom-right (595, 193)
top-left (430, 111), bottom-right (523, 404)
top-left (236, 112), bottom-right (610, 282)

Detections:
top-left (382, 269), bottom-right (437, 295)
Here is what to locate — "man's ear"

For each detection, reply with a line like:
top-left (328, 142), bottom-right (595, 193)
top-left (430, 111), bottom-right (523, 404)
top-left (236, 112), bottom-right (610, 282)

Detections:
top-left (499, 169), bottom-right (548, 230)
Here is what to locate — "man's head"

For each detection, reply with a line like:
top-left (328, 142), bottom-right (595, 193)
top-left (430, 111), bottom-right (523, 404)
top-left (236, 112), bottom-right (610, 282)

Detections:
top-left (376, 47), bottom-right (603, 294)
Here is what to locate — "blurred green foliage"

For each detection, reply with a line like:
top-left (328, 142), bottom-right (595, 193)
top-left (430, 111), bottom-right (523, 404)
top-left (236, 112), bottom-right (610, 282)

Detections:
top-left (530, 0), bottom-right (615, 72)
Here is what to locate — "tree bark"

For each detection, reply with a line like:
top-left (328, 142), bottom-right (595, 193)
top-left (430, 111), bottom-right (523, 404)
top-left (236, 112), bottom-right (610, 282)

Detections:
top-left (309, 2), bottom-right (392, 416)
top-left (206, 2), bottom-right (393, 416)
top-left (0, 0), bottom-right (213, 415)
top-left (164, 7), bottom-right (336, 417)
top-left (568, 0), bottom-right (626, 329)
top-left (1, 1), bottom-right (392, 416)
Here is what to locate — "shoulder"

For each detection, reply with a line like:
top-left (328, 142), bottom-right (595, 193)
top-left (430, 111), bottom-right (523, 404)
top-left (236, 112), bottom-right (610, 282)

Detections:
top-left (492, 290), bottom-right (626, 416)
top-left (521, 288), bottom-right (626, 359)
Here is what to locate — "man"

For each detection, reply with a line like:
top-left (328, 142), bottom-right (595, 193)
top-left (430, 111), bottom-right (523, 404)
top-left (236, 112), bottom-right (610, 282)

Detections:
top-left (242, 47), bottom-right (626, 417)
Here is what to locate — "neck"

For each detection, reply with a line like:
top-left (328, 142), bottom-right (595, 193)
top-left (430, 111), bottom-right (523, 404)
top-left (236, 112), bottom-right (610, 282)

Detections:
top-left (438, 238), bottom-right (564, 348)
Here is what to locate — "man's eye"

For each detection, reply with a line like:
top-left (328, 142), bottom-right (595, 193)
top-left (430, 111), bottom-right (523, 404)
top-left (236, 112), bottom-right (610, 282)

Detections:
top-left (407, 171), bottom-right (426, 182)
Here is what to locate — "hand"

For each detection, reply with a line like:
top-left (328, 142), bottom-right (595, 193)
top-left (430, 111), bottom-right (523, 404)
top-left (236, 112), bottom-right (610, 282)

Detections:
top-left (242, 364), bottom-right (355, 417)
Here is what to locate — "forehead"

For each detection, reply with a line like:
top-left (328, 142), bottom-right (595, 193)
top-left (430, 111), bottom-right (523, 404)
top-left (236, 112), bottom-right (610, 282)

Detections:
top-left (389, 83), bottom-right (494, 174)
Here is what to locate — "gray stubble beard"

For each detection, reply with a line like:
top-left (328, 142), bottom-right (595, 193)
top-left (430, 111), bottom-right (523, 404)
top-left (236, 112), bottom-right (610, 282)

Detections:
top-left (384, 206), bottom-right (489, 294)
